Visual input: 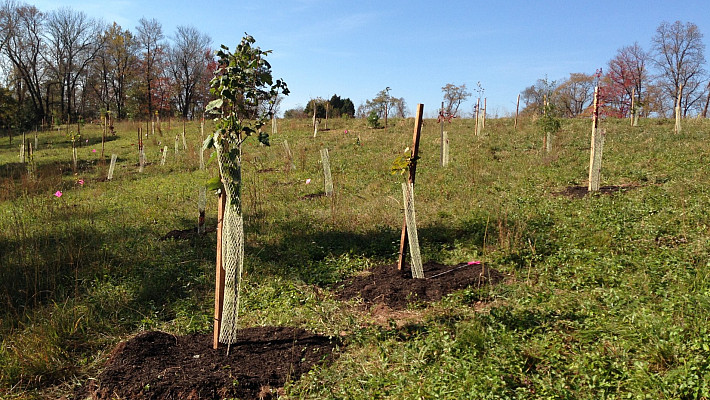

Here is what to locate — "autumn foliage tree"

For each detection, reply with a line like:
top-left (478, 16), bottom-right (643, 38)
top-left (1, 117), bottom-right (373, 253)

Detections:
top-left (607, 43), bottom-right (650, 116)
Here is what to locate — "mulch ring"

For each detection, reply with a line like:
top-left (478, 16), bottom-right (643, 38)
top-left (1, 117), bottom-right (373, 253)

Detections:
top-left (556, 184), bottom-right (640, 199)
top-left (75, 326), bottom-right (339, 400)
top-left (336, 262), bottom-right (504, 310)
top-left (299, 192), bottom-right (327, 200)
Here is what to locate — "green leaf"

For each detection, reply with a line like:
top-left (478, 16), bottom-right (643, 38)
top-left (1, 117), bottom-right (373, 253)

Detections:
top-left (205, 150), bottom-right (217, 167)
top-left (205, 176), bottom-right (222, 191)
top-left (205, 99), bottom-right (223, 113)
top-left (258, 132), bottom-right (270, 146)
top-left (202, 135), bottom-right (215, 151)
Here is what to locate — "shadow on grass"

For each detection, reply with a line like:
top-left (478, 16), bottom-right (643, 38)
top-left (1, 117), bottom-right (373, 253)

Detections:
top-left (1, 212), bottom-right (217, 331)
top-left (242, 210), bottom-right (557, 286)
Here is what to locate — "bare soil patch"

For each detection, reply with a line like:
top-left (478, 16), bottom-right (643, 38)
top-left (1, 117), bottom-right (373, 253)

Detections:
top-left (75, 326), bottom-right (339, 400)
top-left (557, 184), bottom-right (639, 199)
top-left (336, 262), bottom-right (504, 310)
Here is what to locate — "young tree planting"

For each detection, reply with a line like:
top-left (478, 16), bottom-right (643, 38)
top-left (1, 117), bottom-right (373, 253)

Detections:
top-left (203, 34), bottom-right (288, 347)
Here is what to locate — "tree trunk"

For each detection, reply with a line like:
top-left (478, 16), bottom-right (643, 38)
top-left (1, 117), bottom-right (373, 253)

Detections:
top-left (703, 86), bottom-right (710, 118)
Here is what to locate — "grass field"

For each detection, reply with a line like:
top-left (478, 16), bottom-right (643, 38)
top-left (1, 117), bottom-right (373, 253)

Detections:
top-left (1, 114), bottom-right (710, 399)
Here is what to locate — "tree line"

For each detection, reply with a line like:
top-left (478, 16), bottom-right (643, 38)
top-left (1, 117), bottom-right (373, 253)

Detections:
top-left (521, 21), bottom-right (708, 119)
top-left (0, 1), bottom-right (214, 131)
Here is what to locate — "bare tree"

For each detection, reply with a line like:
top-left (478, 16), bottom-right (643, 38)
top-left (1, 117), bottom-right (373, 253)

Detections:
top-left (168, 25), bottom-right (211, 119)
top-left (91, 22), bottom-right (138, 119)
top-left (652, 21), bottom-right (706, 116)
top-left (2, 2), bottom-right (48, 123)
top-left (553, 73), bottom-right (594, 117)
top-left (520, 77), bottom-right (556, 115)
top-left (136, 17), bottom-right (164, 118)
top-left (441, 83), bottom-right (471, 117)
top-left (44, 7), bottom-right (102, 121)
top-left (393, 96), bottom-right (407, 118)
top-left (0, 0), bottom-right (13, 54)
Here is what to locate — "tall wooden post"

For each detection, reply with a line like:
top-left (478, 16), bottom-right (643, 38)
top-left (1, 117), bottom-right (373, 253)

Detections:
top-left (311, 99), bottom-right (317, 132)
top-left (397, 104), bottom-right (424, 271)
top-left (675, 84), bottom-right (683, 134)
top-left (588, 86), bottom-right (601, 192)
top-left (514, 94), bottom-right (520, 130)
top-left (101, 115), bottom-right (106, 160)
top-left (474, 98), bottom-right (480, 136)
top-left (482, 98), bottom-right (487, 129)
top-left (439, 101), bottom-right (444, 166)
top-left (630, 87), bottom-right (636, 126)
top-left (213, 192), bottom-right (226, 349)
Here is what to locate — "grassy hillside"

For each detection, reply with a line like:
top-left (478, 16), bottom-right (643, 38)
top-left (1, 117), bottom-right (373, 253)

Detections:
top-left (1, 115), bottom-right (710, 399)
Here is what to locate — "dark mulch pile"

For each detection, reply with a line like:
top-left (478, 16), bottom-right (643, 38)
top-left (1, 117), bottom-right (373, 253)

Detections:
top-left (558, 184), bottom-right (639, 199)
top-left (299, 192), bottom-right (327, 200)
top-left (336, 262), bottom-right (504, 309)
top-left (76, 327), bottom-right (339, 400)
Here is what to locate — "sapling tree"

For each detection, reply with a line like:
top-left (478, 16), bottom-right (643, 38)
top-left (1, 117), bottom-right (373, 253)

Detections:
top-left (203, 34), bottom-right (288, 346)
top-left (537, 100), bottom-right (561, 153)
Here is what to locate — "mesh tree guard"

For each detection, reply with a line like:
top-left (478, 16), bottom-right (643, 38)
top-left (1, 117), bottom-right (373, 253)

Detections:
top-left (283, 140), bottom-right (296, 171)
top-left (321, 148), bottom-right (333, 196)
top-left (108, 154), bottom-right (117, 180)
top-left (218, 197), bottom-right (245, 345)
top-left (442, 131), bottom-right (449, 167)
top-left (200, 120), bottom-right (205, 170)
top-left (402, 182), bottom-right (424, 279)
top-left (588, 128), bottom-right (605, 192)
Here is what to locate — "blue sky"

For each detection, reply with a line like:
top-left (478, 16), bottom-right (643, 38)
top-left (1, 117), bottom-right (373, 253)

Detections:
top-left (29, 0), bottom-right (710, 117)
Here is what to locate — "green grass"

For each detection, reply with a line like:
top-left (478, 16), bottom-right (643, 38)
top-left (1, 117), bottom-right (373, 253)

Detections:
top-left (1, 115), bottom-right (710, 399)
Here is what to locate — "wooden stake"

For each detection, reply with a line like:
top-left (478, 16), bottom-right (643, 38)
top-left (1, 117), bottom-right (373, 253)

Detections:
top-left (588, 86), bottom-right (601, 192)
top-left (474, 98), bottom-right (480, 136)
top-left (397, 103), bottom-right (424, 271)
top-left (101, 115), bottom-right (106, 160)
top-left (630, 87), bottom-right (635, 126)
top-left (182, 120), bottom-right (187, 150)
top-left (439, 101), bottom-right (444, 166)
top-left (675, 84), bottom-right (683, 134)
top-left (214, 192), bottom-right (226, 349)
top-left (312, 99), bottom-right (317, 131)
top-left (514, 94), bottom-right (520, 130)
top-left (482, 98), bottom-right (487, 129)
